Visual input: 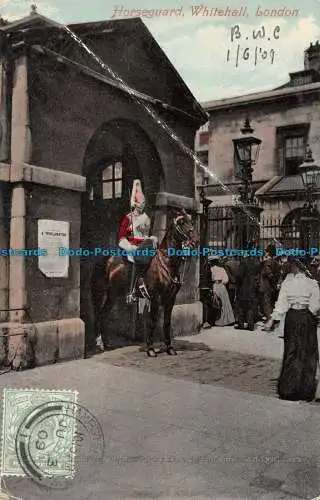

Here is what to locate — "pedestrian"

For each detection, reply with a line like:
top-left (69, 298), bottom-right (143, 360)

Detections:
top-left (309, 256), bottom-right (320, 283)
top-left (201, 258), bottom-right (221, 328)
top-left (222, 257), bottom-right (239, 307)
top-left (259, 244), bottom-right (281, 322)
top-left (264, 258), bottom-right (320, 402)
top-left (209, 256), bottom-right (235, 326)
top-left (235, 257), bottom-right (261, 331)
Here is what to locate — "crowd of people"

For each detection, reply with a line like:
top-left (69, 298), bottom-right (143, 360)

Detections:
top-left (202, 244), bottom-right (320, 402)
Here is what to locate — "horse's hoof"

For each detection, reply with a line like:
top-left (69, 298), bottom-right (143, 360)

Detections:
top-left (166, 347), bottom-right (177, 356)
top-left (96, 344), bottom-right (105, 353)
top-left (95, 335), bottom-right (105, 352)
top-left (147, 348), bottom-right (157, 357)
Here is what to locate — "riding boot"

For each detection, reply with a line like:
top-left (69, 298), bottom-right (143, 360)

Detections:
top-left (127, 262), bottom-right (138, 304)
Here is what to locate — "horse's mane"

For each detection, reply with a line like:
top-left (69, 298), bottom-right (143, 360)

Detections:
top-left (159, 211), bottom-right (186, 250)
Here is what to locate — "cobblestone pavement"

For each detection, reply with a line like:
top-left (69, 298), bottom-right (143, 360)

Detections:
top-left (96, 339), bottom-right (282, 398)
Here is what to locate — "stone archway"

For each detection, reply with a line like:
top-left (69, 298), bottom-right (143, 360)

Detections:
top-left (281, 207), bottom-right (320, 248)
top-left (80, 119), bottom-right (163, 349)
top-left (281, 208), bottom-right (304, 248)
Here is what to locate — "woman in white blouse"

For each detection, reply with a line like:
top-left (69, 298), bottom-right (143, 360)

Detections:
top-left (264, 258), bottom-right (320, 401)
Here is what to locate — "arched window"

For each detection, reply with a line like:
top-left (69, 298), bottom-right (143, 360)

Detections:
top-left (281, 207), bottom-right (320, 248)
top-left (281, 209), bottom-right (303, 247)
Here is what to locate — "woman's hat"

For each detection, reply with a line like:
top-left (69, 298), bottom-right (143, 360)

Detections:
top-left (208, 254), bottom-right (220, 261)
top-left (265, 243), bottom-right (276, 256)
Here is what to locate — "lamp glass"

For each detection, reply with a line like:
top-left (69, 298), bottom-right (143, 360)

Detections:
top-left (234, 136), bottom-right (261, 165)
top-left (300, 165), bottom-right (320, 190)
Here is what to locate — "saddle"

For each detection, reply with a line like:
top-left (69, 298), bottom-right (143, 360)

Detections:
top-left (123, 238), bottom-right (157, 301)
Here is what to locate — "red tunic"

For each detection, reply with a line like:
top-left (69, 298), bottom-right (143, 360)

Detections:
top-left (117, 215), bottom-right (145, 245)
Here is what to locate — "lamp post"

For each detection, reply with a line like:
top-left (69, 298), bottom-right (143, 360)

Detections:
top-left (298, 145), bottom-right (320, 249)
top-left (232, 117), bottom-right (261, 204)
top-left (232, 117), bottom-right (262, 247)
top-left (199, 185), bottom-right (212, 324)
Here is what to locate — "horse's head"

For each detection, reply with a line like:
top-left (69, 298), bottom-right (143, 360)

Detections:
top-left (172, 209), bottom-right (197, 249)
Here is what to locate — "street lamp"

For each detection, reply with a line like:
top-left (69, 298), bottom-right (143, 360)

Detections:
top-left (232, 117), bottom-right (261, 204)
top-left (232, 117), bottom-right (262, 248)
top-left (298, 145), bottom-right (320, 248)
top-left (299, 145), bottom-right (320, 208)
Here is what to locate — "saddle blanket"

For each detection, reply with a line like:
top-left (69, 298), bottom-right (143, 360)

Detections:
top-left (134, 238), bottom-right (157, 267)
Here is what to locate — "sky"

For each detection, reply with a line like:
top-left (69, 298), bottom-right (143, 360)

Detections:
top-left (1, 0), bottom-right (320, 103)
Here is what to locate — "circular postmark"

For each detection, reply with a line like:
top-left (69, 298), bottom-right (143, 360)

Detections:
top-left (15, 401), bottom-right (105, 490)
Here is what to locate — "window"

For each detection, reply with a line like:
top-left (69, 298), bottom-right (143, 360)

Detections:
top-left (284, 136), bottom-right (305, 175)
top-left (197, 150), bottom-right (208, 166)
top-left (277, 125), bottom-right (309, 176)
top-left (281, 209), bottom-right (302, 247)
top-left (199, 131), bottom-right (209, 146)
top-left (101, 161), bottom-right (122, 200)
top-left (234, 150), bottom-right (243, 179)
top-left (88, 160), bottom-right (123, 201)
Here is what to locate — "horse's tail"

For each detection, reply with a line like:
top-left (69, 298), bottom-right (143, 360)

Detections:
top-left (90, 257), bottom-right (111, 308)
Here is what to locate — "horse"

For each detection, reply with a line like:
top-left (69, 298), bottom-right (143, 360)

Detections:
top-left (90, 210), bottom-right (197, 357)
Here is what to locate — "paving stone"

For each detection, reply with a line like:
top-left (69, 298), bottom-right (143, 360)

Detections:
top-left (99, 339), bottom-right (282, 398)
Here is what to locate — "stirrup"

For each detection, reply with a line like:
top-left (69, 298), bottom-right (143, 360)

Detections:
top-left (138, 282), bottom-right (150, 300)
top-left (126, 293), bottom-right (137, 304)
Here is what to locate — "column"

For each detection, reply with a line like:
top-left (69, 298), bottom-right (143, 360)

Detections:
top-left (9, 54), bottom-right (30, 322)
top-left (9, 184), bottom-right (26, 321)
top-left (0, 59), bottom-right (9, 323)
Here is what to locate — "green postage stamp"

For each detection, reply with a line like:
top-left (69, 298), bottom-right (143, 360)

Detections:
top-left (1, 388), bottom-right (78, 477)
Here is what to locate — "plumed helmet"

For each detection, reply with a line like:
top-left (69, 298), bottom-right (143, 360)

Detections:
top-left (130, 179), bottom-right (145, 209)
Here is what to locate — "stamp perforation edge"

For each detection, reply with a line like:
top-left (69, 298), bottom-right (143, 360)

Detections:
top-left (1, 388), bottom-right (79, 478)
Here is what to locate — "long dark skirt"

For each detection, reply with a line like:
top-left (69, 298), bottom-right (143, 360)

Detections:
top-left (278, 309), bottom-right (319, 401)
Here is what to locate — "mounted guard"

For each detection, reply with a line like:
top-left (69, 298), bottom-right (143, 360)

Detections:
top-left (92, 206), bottom-right (197, 356)
top-left (117, 179), bottom-right (158, 304)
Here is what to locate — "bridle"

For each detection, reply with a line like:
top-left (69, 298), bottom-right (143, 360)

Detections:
top-left (156, 213), bottom-right (195, 286)
top-left (173, 214), bottom-right (195, 248)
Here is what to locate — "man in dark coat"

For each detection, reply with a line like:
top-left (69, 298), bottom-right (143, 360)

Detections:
top-left (235, 257), bottom-right (262, 331)
top-left (259, 244), bottom-right (281, 321)
top-left (223, 257), bottom-right (242, 323)
top-left (309, 256), bottom-right (320, 284)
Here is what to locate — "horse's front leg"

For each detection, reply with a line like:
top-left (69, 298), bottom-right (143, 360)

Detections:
top-left (163, 299), bottom-right (177, 356)
top-left (94, 291), bottom-right (111, 351)
top-left (146, 298), bottom-right (159, 357)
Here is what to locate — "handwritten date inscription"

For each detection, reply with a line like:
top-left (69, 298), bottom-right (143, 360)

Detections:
top-left (227, 25), bottom-right (280, 67)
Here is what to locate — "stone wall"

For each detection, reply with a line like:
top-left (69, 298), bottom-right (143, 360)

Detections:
top-left (25, 51), bottom-right (202, 348)
top-left (25, 184), bottom-right (81, 323)
top-left (28, 53), bottom-right (197, 196)
top-left (63, 19), bottom-right (197, 118)
top-left (208, 93), bottom-right (320, 184)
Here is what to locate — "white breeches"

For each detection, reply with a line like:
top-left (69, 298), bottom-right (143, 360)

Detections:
top-left (119, 238), bottom-right (136, 263)
top-left (148, 236), bottom-right (158, 247)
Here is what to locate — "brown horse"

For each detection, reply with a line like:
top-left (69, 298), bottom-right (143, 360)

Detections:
top-left (90, 210), bottom-right (197, 357)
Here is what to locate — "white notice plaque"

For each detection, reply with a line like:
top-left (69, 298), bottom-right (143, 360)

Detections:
top-left (38, 220), bottom-right (69, 278)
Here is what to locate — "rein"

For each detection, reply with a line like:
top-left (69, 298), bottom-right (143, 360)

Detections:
top-left (156, 216), bottom-right (193, 286)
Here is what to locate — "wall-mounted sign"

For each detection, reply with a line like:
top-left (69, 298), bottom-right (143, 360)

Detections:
top-left (38, 220), bottom-right (69, 278)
